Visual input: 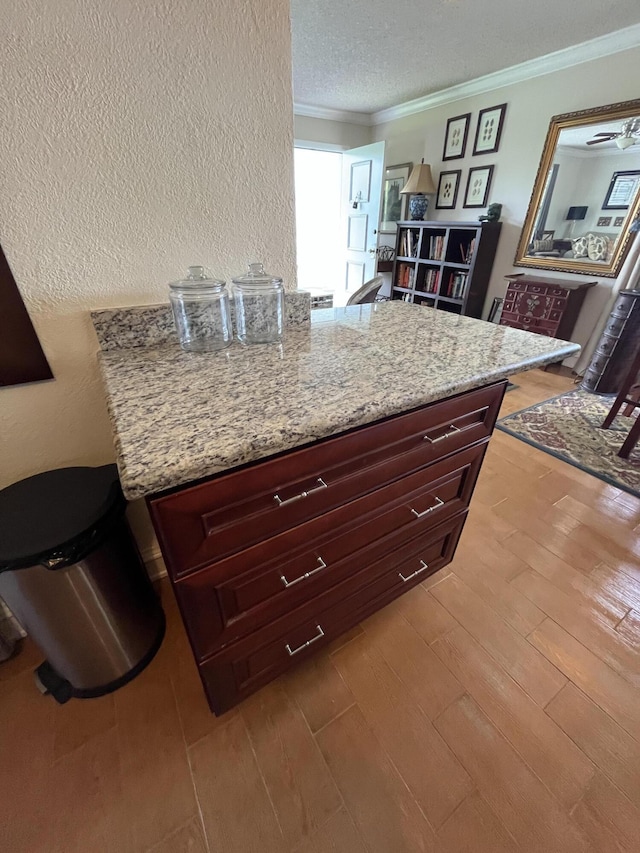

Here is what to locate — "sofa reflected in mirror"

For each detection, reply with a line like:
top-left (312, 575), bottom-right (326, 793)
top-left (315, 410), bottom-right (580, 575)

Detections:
top-left (515, 99), bottom-right (640, 278)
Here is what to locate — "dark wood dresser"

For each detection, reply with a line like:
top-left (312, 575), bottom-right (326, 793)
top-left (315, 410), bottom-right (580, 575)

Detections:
top-left (148, 381), bottom-right (506, 714)
top-left (499, 274), bottom-right (596, 339)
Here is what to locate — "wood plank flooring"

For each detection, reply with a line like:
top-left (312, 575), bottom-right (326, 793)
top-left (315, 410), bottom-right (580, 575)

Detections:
top-left (3, 368), bottom-right (640, 851)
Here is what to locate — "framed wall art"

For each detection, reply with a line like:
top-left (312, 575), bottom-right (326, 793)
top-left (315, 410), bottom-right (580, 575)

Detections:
top-left (442, 113), bottom-right (470, 161)
top-left (602, 170), bottom-right (640, 210)
top-left (380, 162), bottom-right (412, 232)
top-left (464, 165), bottom-right (494, 208)
top-left (473, 104), bottom-right (507, 155)
top-left (435, 170), bottom-right (461, 209)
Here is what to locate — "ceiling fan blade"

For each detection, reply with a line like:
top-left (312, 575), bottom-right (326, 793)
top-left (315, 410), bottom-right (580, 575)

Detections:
top-left (586, 137), bottom-right (614, 145)
top-left (592, 132), bottom-right (617, 137)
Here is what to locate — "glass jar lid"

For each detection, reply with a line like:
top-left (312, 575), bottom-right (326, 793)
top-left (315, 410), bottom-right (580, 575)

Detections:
top-left (232, 262), bottom-right (282, 289)
top-left (170, 266), bottom-right (226, 292)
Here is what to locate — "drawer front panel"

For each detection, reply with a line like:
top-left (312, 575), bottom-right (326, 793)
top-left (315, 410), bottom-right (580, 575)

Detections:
top-left (176, 444), bottom-right (486, 657)
top-left (548, 287), bottom-right (568, 298)
top-left (197, 512), bottom-right (466, 714)
top-left (525, 284), bottom-right (549, 295)
top-left (150, 383), bottom-right (504, 577)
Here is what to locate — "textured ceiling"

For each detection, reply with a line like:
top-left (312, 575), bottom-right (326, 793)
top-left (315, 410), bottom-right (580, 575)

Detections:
top-left (291, 0), bottom-right (640, 114)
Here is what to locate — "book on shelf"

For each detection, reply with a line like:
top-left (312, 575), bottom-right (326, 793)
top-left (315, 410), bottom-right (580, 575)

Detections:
top-left (446, 271), bottom-right (468, 299)
top-left (396, 262), bottom-right (416, 289)
top-left (400, 229), bottom-right (418, 258)
top-left (459, 238), bottom-right (476, 264)
top-left (428, 235), bottom-right (444, 260)
top-left (422, 267), bottom-right (440, 294)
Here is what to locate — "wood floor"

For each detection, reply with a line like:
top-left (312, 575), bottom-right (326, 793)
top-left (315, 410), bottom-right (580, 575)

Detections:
top-left (3, 368), bottom-right (640, 852)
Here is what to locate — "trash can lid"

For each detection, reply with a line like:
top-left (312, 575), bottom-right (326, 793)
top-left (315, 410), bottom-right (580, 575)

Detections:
top-left (0, 464), bottom-right (124, 570)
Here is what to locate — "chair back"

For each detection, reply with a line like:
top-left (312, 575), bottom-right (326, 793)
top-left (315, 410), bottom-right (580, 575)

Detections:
top-left (346, 276), bottom-right (384, 306)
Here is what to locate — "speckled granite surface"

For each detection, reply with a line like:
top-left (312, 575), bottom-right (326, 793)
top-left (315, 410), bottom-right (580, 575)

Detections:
top-left (96, 302), bottom-right (580, 499)
top-left (91, 291), bottom-right (310, 351)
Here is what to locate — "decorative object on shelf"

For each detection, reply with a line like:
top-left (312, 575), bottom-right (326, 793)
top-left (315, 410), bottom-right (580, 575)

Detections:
top-left (400, 160), bottom-right (437, 220)
top-left (473, 104), bottom-right (507, 155)
top-left (380, 162), bottom-right (412, 232)
top-left (478, 202), bottom-right (502, 222)
top-left (602, 170), bottom-right (640, 210)
top-left (464, 165), bottom-right (494, 208)
top-left (443, 113), bottom-right (471, 161)
top-left (435, 170), bottom-right (461, 210)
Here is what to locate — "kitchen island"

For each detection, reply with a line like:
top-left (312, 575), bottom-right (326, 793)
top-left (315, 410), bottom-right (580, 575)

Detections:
top-left (95, 301), bottom-right (579, 713)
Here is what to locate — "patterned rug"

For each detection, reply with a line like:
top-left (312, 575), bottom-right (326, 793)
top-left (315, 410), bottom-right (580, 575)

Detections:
top-left (496, 389), bottom-right (640, 498)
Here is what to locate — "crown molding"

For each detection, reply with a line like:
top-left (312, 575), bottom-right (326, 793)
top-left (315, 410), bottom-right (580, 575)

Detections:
top-left (293, 102), bottom-right (372, 126)
top-left (294, 24), bottom-right (640, 128)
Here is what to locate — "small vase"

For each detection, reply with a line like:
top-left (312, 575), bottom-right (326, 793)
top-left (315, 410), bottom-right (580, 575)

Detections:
top-left (409, 194), bottom-right (428, 220)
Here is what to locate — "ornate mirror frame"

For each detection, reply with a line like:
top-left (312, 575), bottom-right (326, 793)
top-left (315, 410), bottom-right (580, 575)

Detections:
top-left (514, 99), bottom-right (640, 278)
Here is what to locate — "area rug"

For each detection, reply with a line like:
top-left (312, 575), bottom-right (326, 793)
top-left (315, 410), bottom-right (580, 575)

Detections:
top-left (496, 389), bottom-right (640, 498)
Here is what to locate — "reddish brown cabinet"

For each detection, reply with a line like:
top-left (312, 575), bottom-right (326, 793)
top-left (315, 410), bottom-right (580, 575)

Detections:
top-left (499, 274), bottom-right (596, 340)
top-left (148, 380), bottom-right (507, 715)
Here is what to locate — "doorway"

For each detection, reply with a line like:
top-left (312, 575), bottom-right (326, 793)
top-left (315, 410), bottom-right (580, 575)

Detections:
top-left (294, 141), bottom-right (385, 306)
top-left (294, 147), bottom-right (343, 300)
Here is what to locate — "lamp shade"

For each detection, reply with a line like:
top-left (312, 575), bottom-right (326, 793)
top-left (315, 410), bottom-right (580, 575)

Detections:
top-left (400, 162), bottom-right (436, 195)
top-left (566, 206), bottom-right (587, 221)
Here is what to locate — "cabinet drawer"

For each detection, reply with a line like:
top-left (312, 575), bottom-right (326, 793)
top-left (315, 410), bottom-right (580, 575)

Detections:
top-left (175, 444), bottom-right (485, 657)
top-left (548, 287), bottom-right (568, 298)
top-left (547, 309), bottom-right (563, 323)
top-left (536, 319), bottom-right (560, 333)
top-left (197, 512), bottom-right (466, 714)
top-left (551, 297), bottom-right (567, 309)
top-left (508, 281), bottom-right (527, 291)
top-left (525, 284), bottom-right (548, 295)
top-left (150, 383), bottom-right (504, 577)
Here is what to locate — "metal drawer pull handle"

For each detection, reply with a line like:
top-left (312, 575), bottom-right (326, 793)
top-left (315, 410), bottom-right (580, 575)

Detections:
top-left (286, 624), bottom-right (325, 656)
top-left (281, 556), bottom-right (327, 588)
top-left (424, 425), bottom-right (460, 444)
top-left (410, 496), bottom-right (444, 518)
top-left (399, 560), bottom-right (429, 583)
top-left (273, 477), bottom-right (327, 507)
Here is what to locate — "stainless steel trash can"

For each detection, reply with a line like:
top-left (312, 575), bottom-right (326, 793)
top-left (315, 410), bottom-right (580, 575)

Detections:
top-left (0, 465), bottom-right (164, 702)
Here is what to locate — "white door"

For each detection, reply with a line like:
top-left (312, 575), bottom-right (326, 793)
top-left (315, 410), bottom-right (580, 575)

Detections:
top-left (339, 141), bottom-right (385, 305)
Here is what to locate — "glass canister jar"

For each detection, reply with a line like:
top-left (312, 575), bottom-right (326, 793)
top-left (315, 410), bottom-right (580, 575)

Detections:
top-left (232, 262), bottom-right (284, 345)
top-left (169, 266), bottom-right (232, 352)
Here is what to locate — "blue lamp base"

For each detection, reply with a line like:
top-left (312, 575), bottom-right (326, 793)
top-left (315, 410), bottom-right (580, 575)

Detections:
top-left (409, 194), bottom-right (429, 221)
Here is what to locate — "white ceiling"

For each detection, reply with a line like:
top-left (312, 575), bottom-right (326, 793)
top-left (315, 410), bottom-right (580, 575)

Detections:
top-left (290, 0), bottom-right (640, 116)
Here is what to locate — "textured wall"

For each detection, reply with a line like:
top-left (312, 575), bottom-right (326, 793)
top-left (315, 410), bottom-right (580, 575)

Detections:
top-left (0, 0), bottom-right (297, 541)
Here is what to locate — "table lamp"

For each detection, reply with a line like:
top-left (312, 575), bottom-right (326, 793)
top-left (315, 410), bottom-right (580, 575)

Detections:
top-left (565, 205), bottom-right (587, 237)
top-left (401, 160), bottom-right (436, 221)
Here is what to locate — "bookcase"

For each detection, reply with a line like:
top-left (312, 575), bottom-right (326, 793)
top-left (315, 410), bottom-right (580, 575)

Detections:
top-left (391, 221), bottom-right (501, 319)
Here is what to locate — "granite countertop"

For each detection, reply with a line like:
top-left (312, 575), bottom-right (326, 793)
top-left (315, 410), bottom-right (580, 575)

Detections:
top-left (96, 302), bottom-right (580, 500)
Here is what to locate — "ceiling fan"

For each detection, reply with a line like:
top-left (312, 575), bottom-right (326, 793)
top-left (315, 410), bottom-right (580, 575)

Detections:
top-left (587, 117), bottom-right (640, 149)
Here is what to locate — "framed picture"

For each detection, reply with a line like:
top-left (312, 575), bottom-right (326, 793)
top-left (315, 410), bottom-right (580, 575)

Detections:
top-left (442, 113), bottom-right (470, 161)
top-left (597, 216), bottom-right (612, 227)
top-left (541, 230), bottom-right (555, 240)
top-left (614, 216), bottom-right (626, 227)
top-left (379, 162), bottom-right (412, 232)
top-left (435, 170), bottom-right (461, 209)
top-left (464, 165), bottom-right (494, 208)
top-left (602, 170), bottom-right (640, 210)
top-left (473, 104), bottom-right (507, 155)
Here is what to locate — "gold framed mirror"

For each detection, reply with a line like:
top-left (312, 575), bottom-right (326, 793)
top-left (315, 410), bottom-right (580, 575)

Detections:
top-left (514, 99), bottom-right (640, 278)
